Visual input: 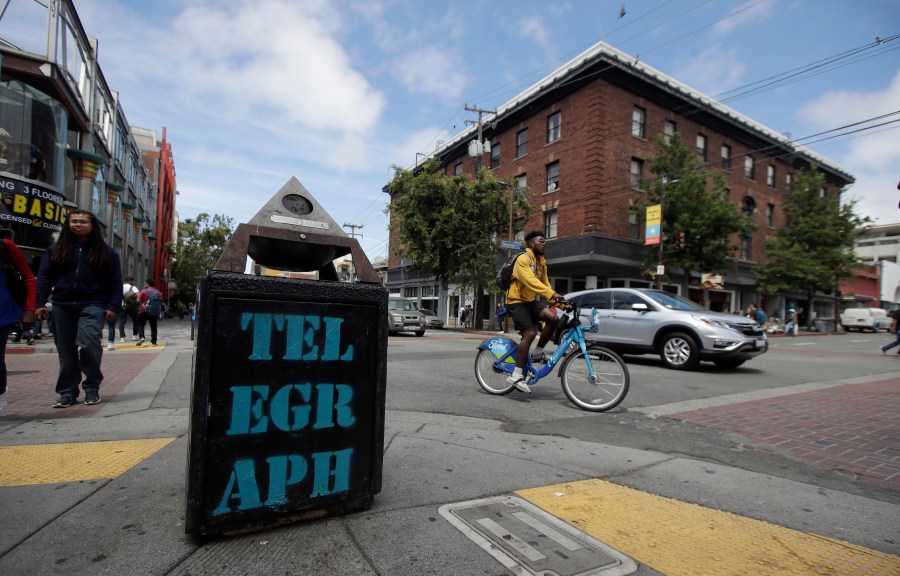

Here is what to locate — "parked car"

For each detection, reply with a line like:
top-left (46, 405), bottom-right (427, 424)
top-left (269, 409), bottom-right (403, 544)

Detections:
top-left (420, 308), bottom-right (444, 329)
top-left (840, 307), bottom-right (892, 332)
top-left (562, 288), bottom-right (767, 370)
top-left (388, 297), bottom-right (426, 336)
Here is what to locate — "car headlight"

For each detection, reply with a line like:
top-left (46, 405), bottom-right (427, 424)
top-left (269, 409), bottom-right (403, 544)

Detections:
top-left (391, 314), bottom-right (402, 322)
top-left (691, 314), bottom-right (730, 329)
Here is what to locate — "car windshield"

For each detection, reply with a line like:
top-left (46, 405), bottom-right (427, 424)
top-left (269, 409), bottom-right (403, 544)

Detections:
top-left (389, 299), bottom-right (414, 311)
top-left (641, 290), bottom-right (705, 311)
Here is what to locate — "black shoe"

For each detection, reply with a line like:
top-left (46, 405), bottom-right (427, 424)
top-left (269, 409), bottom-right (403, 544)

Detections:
top-left (26, 337), bottom-right (34, 346)
top-left (84, 392), bottom-right (101, 405)
top-left (53, 395), bottom-right (78, 408)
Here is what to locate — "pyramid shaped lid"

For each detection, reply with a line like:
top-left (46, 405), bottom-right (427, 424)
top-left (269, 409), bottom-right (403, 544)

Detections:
top-left (246, 176), bottom-right (347, 239)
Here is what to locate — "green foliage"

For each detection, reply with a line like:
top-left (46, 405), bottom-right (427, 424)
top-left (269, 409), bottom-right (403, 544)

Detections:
top-left (387, 158), bottom-right (529, 295)
top-left (166, 212), bottom-right (235, 304)
top-left (755, 168), bottom-right (870, 296)
top-left (633, 135), bottom-right (755, 290)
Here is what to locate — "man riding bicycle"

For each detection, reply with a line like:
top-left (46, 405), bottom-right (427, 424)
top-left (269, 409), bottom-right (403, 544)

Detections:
top-left (506, 231), bottom-right (565, 393)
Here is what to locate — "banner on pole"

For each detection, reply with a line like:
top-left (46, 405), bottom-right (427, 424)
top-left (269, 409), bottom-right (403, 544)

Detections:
top-left (645, 204), bottom-right (661, 245)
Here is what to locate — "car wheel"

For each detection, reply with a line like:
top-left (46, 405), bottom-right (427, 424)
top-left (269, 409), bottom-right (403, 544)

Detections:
top-left (659, 332), bottom-right (700, 370)
top-left (415, 328), bottom-right (426, 337)
top-left (713, 358), bottom-right (745, 369)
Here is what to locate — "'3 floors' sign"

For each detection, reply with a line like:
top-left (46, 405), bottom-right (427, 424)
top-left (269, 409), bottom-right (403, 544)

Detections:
top-left (186, 272), bottom-right (388, 535)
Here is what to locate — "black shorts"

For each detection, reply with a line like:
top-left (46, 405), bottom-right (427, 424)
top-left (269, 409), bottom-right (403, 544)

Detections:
top-left (507, 301), bottom-right (548, 332)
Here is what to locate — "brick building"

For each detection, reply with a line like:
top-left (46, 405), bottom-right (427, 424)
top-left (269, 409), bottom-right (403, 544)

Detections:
top-left (385, 41), bottom-right (854, 327)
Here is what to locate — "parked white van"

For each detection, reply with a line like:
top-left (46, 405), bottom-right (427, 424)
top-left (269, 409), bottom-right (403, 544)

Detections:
top-left (839, 307), bottom-right (892, 332)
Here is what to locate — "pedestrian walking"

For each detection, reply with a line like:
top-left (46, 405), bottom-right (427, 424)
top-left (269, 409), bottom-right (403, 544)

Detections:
top-left (137, 279), bottom-right (163, 346)
top-left (120, 276), bottom-right (140, 343)
top-left (36, 210), bottom-right (122, 408)
top-left (0, 229), bottom-right (37, 412)
top-left (881, 308), bottom-right (900, 354)
top-left (785, 305), bottom-right (798, 336)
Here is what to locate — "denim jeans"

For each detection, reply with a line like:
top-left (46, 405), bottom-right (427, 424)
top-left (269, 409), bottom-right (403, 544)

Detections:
top-left (0, 322), bottom-right (13, 395)
top-left (119, 307), bottom-right (139, 339)
top-left (884, 330), bottom-right (900, 352)
top-left (51, 304), bottom-right (105, 398)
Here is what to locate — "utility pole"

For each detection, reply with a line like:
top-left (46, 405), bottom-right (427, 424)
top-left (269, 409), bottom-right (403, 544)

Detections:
top-left (464, 104), bottom-right (496, 170)
top-left (343, 223), bottom-right (364, 239)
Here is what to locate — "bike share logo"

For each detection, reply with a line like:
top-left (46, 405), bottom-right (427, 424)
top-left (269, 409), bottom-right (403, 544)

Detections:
top-left (487, 338), bottom-right (514, 360)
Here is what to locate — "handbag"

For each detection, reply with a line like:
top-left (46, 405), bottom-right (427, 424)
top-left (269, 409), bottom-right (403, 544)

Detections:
top-left (1, 242), bottom-right (27, 308)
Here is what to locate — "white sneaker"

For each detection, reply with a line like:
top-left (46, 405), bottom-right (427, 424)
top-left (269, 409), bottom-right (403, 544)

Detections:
top-left (107, 342), bottom-right (116, 350)
top-left (507, 375), bottom-right (531, 394)
top-left (131, 336), bottom-right (139, 341)
top-left (120, 338), bottom-right (126, 343)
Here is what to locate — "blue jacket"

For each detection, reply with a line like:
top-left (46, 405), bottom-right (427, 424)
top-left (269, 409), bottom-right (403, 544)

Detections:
top-left (36, 241), bottom-right (123, 311)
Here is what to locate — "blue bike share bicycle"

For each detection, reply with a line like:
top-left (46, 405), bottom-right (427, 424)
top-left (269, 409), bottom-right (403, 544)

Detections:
top-left (474, 301), bottom-right (630, 412)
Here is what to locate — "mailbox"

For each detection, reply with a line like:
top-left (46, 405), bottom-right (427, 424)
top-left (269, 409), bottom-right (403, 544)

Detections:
top-left (185, 178), bottom-right (387, 536)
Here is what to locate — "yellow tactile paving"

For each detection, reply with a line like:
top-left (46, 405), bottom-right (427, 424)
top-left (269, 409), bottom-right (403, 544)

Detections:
top-left (0, 438), bottom-right (176, 486)
top-left (518, 479), bottom-right (900, 576)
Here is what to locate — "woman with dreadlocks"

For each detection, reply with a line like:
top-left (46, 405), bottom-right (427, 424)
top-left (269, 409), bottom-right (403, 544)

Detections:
top-left (36, 210), bottom-right (122, 408)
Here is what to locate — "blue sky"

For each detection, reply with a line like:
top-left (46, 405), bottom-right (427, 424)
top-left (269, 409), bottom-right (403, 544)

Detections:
top-left (74, 0), bottom-right (900, 263)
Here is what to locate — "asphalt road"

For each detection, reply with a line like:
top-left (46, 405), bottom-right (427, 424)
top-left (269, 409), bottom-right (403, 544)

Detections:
top-left (386, 328), bottom-right (900, 502)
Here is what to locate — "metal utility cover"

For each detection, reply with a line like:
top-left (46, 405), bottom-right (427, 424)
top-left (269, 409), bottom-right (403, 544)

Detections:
top-left (439, 496), bottom-right (636, 576)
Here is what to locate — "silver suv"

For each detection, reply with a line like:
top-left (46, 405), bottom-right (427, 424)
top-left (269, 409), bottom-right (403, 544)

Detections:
top-left (388, 297), bottom-right (426, 336)
top-left (564, 288), bottom-right (767, 370)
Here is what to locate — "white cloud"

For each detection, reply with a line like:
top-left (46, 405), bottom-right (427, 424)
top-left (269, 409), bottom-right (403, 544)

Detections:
top-left (516, 16), bottom-right (554, 55)
top-left (800, 70), bottom-right (900, 224)
top-left (392, 46), bottom-right (467, 100)
top-left (169, 1), bottom-right (384, 134)
top-left (672, 45), bottom-right (747, 97)
top-left (800, 70), bottom-right (900, 170)
top-left (712, 0), bottom-right (777, 37)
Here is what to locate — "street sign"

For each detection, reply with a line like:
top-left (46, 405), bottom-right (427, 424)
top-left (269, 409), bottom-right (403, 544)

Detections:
top-left (500, 240), bottom-right (521, 250)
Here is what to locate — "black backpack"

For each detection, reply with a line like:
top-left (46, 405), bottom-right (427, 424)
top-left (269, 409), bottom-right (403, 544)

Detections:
top-left (496, 252), bottom-right (526, 291)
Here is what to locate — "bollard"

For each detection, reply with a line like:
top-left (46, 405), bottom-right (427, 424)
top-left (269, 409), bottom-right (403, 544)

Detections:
top-left (185, 178), bottom-right (387, 536)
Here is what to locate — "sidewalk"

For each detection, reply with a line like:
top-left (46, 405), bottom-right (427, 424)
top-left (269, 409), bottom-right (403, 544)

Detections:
top-left (0, 319), bottom-right (897, 575)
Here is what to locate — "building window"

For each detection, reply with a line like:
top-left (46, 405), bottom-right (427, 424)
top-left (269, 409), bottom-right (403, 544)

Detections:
top-left (490, 143), bottom-right (500, 169)
top-left (632, 106), bottom-right (646, 138)
top-left (628, 212), bottom-right (639, 239)
top-left (630, 158), bottom-right (643, 189)
top-left (786, 173), bottom-right (793, 190)
top-left (546, 161), bottom-right (559, 192)
top-left (664, 120), bottom-right (677, 143)
top-left (820, 187), bottom-right (827, 198)
top-left (767, 165), bottom-right (776, 188)
top-left (744, 155), bottom-right (755, 180)
top-left (454, 162), bottom-right (463, 176)
top-left (547, 112), bottom-right (561, 144)
top-left (721, 144), bottom-right (732, 170)
top-left (696, 134), bottom-right (707, 162)
top-left (544, 209), bottom-right (558, 239)
top-left (516, 129), bottom-right (528, 157)
top-left (766, 203), bottom-right (775, 227)
top-left (741, 196), bottom-right (756, 260)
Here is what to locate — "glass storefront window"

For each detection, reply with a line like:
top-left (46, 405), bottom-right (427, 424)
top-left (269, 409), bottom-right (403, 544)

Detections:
top-left (0, 0), bottom-right (50, 58)
top-left (0, 74), bottom-right (68, 190)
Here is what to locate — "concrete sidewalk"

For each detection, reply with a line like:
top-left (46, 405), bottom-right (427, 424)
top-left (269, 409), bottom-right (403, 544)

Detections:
top-left (0, 319), bottom-right (897, 575)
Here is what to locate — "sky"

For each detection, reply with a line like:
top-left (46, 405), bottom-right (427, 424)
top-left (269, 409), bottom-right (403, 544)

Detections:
top-left (71, 0), bottom-right (900, 263)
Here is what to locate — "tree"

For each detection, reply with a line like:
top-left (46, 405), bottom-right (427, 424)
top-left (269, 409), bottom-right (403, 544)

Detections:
top-left (166, 213), bottom-right (235, 306)
top-left (634, 135), bottom-right (755, 296)
top-left (754, 168), bottom-right (870, 327)
top-left (387, 158), bottom-right (529, 321)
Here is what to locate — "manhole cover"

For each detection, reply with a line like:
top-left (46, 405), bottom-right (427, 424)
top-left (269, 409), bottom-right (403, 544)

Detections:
top-left (439, 495), bottom-right (636, 576)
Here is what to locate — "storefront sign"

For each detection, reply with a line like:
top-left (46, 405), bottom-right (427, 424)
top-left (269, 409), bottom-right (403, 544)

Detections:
top-left (0, 174), bottom-right (66, 232)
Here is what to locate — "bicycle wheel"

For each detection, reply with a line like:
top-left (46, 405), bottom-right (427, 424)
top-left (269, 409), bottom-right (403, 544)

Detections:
top-left (474, 348), bottom-right (515, 395)
top-left (559, 346), bottom-right (629, 411)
